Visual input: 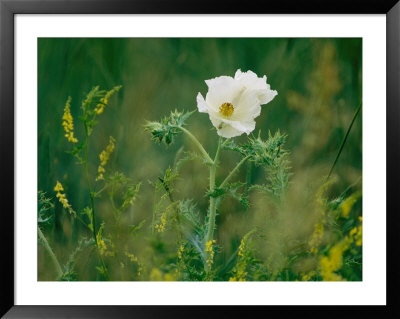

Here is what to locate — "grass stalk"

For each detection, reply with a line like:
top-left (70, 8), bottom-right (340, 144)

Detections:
top-left (38, 226), bottom-right (63, 278)
top-left (327, 102), bottom-right (362, 180)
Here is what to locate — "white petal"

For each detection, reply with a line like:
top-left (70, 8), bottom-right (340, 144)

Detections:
top-left (221, 118), bottom-right (255, 135)
top-left (209, 115), bottom-right (243, 138)
top-left (239, 119), bottom-right (256, 135)
top-left (205, 75), bottom-right (241, 110)
top-left (209, 114), bottom-right (222, 129)
top-left (231, 90), bottom-right (260, 120)
top-left (217, 125), bottom-right (243, 138)
top-left (235, 70), bottom-right (265, 89)
top-left (234, 69), bottom-right (244, 79)
top-left (196, 92), bottom-right (209, 113)
top-left (235, 70), bottom-right (278, 105)
top-left (259, 88), bottom-right (278, 105)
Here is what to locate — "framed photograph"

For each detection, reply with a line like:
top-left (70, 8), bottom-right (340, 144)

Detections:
top-left (1, 0), bottom-right (398, 317)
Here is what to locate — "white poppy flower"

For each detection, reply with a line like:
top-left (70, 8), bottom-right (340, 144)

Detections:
top-left (197, 69), bottom-right (278, 138)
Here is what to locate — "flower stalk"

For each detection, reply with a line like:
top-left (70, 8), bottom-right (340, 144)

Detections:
top-left (204, 138), bottom-right (222, 271)
top-left (83, 122), bottom-right (109, 279)
top-left (220, 155), bottom-right (251, 189)
top-left (179, 126), bottom-right (213, 164)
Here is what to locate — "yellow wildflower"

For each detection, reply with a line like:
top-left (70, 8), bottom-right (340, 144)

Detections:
top-left (340, 191), bottom-right (361, 218)
top-left (96, 223), bottom-right (107, 255)
top-left (54, 181), bottom-right (76, 217)
top-left (229, 268), bottom-right (248, 281)
top-left (309, 222), bottom-right (324, 254)
top-left (54, 181), bottom-right (64, 192)
top-left (125, 252), bottom-right (138, 263)
top-left (349, 218), bottom-right (362, 246)
top-left (96, 136), bottom-right (115, 181)
top-left (94, 85), bottom-right (122, 115)
top-left (177, 245), bottom-right (185, 260)
top-left (301, 271), bottom-right (317, 281)
top-left (238, 238), bottom-right (246, 257)
top-left (124, 252), bottom-right (142, 276)
top-left (98, 239), bottom-right (107, 256)
top-left (205, 240), bottom-right (216, 268)
top-left (319, 239), bottom-right (351, 281)
top-left (154, 211), bottom-right (167, 233)
top-left (62, 97), bottom-right (78, 143)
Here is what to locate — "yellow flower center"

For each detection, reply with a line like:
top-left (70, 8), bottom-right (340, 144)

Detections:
top-left (220, 102), bottom-right (234, 117)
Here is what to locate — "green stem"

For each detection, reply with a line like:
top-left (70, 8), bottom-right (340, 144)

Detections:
top-left (219, 155), bottom-right (251, 189)
top-left (179, 127), bottom-right (213, 164)
top-left (151, 183), bottom-right (158, 234)
top-left (327, 102), bottom-right (362, 181)
top-left (38, 226), bottom-right (63, 278)
top-left (204, 138), bottom-right (222, 271)
top-left (94, 184), bottom-right (110, 197)
top-left (83, 123), bottom-right (109, 279)
top-left (83, 124), bottom-right (97, 244)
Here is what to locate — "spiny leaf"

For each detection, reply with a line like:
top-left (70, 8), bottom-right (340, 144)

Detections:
top-left (38, 191), bottom-right (54, 225)
top-left (145, 110), bottom-right (194, 146)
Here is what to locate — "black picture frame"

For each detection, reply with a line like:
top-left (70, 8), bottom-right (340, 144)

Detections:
top-left (1, 0), bottom-right (399, 318)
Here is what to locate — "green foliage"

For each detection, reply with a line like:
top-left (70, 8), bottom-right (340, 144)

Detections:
top-left (228, 230), bottom-right (263, 281)
top-left (60, 238), bottom-right (95, 281)
top-left (207, 182), bottom-right (249, 209)
top-left (106, 172), bottom-right (142, 221)
top-left (65, 85), bottom-right (122, 163)
top-left (223, 130), bottom-right (291, 199)
top-left (80, 85), bottom-right (122, 136)
top-left (145, 110), bottom-right (194, 145)
top-left (177, 200), bottom-right (207, 260)
top-left (38, 191), bottom-right (54, 225)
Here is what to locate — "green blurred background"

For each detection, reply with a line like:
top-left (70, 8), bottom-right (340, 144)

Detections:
top-left (38, 38), bottom-right (362, 280)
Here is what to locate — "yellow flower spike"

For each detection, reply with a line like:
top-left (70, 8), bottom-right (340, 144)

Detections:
top-left (125, 252), bottom-right (138, 263)
top-left (319, 240), bottom-right (350, 281)
top-left (177, 245), bottom-right (185, 260)
top-left (95, 222), bottom-right (108, 256)
top-left (349, 223), bottom-right (362, 247)
top-left (93, 85), bottom-right (122, 115)
top-left (205, 240), bottom-right (216, 268)
top-left (94, 103), bottom-right (105, 115)
top-left (96, 136), bottom-right (116, 181)
top-left (62, 96), bottom-right (78, 143)
top-left (154, 211), bottom-right (167, 233)
top-left (229, 268), bottom-right (248, 281)
top-left (98, 239), bottom-right (107, 256)
top-left (54, 181), bottom-right (64, 192)
top-left (309, 222), bottom-right (324, 254)
top-left (53, 181), bottom-right (76, 217)
top-left (340, 191), bottom-right (361, 218)
top-left (238, 238), bottom-right (246, 257)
